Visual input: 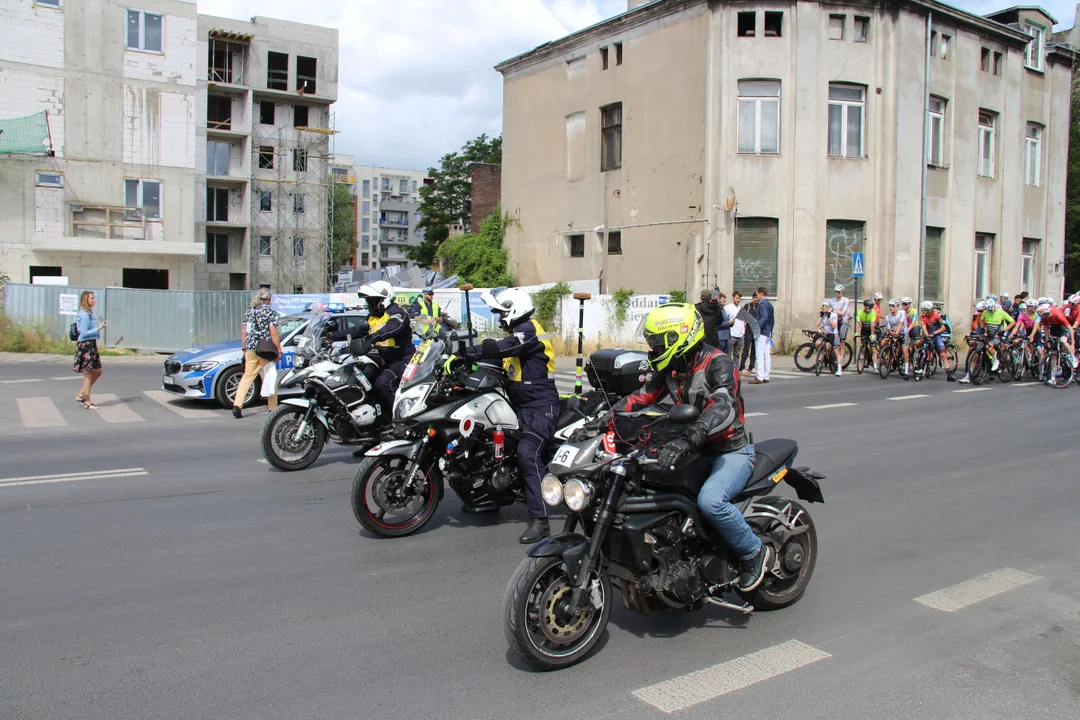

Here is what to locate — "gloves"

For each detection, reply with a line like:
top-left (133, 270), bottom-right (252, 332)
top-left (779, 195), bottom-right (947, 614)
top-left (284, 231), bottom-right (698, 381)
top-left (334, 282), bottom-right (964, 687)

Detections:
top-left (656, 424), bottom-right (706, 471)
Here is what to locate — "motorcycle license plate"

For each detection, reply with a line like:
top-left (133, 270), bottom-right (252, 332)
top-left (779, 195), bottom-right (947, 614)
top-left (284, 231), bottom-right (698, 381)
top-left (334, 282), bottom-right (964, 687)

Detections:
top-left (551, 444), bottom-right (579, 468)
top-left (409, 339), bottom-right (433, 366)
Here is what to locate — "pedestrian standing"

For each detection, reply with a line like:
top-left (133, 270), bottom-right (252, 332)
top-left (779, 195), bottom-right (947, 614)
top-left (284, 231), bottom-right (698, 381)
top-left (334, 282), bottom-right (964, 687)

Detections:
top-left (233, 288), bottom-right (281, 419)
top-left (744, 294), bottom-right (759, 373)
top-left (73, 291), bottom-right (107, 410)
top-left (695, 290), bottom-right (720, 347)
top-left (715, 292), bottom-right (732, 351)
top-left (724, 293), bottom-right (746, 366)
top-left (732, 294), bottom-right (761, 373)
top-left (750, 287), bottom-right (774, 384)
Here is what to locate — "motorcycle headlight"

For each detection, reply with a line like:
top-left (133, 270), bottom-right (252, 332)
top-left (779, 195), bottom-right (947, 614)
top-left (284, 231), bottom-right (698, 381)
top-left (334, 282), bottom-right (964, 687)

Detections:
top-left (563, 479), bottom-right (594, 512)
top-left (541, 474), bottom-right (564, 507)
top-left (293, 354), bottom-right (306, 369)
top-left (393, 383), bottom-right (432, 420)
top-left (181, 360), bottom-right (220, 372)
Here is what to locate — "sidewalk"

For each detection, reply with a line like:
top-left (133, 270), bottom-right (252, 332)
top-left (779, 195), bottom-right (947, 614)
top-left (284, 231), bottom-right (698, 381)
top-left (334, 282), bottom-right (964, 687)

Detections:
top-left (0, 352), bottom-right (165, 365)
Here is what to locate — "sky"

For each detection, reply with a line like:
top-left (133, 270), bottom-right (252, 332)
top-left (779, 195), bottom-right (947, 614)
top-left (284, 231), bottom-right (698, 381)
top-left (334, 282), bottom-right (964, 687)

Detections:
top-left (198, 0), bottom-right (1078, 173)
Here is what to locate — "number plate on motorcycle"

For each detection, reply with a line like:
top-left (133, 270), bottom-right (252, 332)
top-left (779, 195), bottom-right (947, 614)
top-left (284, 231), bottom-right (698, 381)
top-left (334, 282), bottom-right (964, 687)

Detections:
top-left (410, 339), bottom-right (432, 366)
top-left (551, 445), bottom-right (579, 468)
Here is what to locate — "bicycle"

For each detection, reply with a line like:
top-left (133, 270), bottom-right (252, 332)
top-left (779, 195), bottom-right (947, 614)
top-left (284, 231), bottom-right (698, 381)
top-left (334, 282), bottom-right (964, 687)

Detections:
top-left (910, 335), bottom-right (940, 381)
top-left (853, 333), bottom-right (878, 374)
top-left (966, 333), bottom-right (1012, 385)
top-left (876, 334), bottom-right (905, 379)
top-left (1041, 333), bottom-right (1076, 388)
top-left (812, 335), bottom-right (841, 377)
top-left (794, 329), bottom-right (853, 372)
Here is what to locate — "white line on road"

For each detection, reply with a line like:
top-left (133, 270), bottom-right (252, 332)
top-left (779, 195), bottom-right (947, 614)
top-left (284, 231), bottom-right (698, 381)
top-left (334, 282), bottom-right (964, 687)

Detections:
top-left (50, 376), bottom-right (84, 381)
top-left (93, 393), bottom-right (145, 424)
top-left (0, 468), bottom-right (148, 488)
top-left (1, 379), bottom-right (44, 384)
top-left (1012, 382), bottom-right (1039, 387)
top-left (744, 412), bottom-right (768, 417)
top-left (953, 388), bottom-right (991, 393)
top-left (887, 394), bottom-right (930, 401)
top-left (16, 397), bottom-right (67, 428)
top-left (142, 390), bottom-right (219, 419)
top-left (632, 640), bottom-right (831, 713)
top-left (914, 568), bottom-right (1041, 612)
top-left (804, 402), bottom-right (857, 410)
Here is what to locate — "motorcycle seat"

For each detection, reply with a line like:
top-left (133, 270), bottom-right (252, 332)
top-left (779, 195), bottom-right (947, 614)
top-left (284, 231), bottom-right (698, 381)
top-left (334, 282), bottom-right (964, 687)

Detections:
top-left (747, 438), bottom-right (798, 484)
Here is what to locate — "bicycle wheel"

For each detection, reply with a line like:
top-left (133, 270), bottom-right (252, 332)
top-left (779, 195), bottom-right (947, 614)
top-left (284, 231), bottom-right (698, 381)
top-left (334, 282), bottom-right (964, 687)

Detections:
top-left (841, 341), bottom-right (854, 369)
top-left (878, 344), bottom-right (894, 379)
top-left (793, 343), bottom-right (817, 372)
top-left (1009, 346), bottom-right (1026, 381)
top-left (855, 338), bottom-right (866, 374)
top-left (969, 351), bottom-right (987, 386)
top-left (997, 352), bottom-right (1012, 383)
top-left (1044, 351), bottom-right (1074, 388)
top-left (814, 345), bottom-right (824, 377)
top-left (946, 344), bottom-right (959, 373)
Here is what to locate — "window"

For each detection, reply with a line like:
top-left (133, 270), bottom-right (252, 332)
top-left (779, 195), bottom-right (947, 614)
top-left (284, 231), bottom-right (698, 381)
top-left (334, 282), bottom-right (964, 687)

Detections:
top-left (1025, 22), bottom-right (1045, 71)
top-left (738, 12), bottom-right (756, 37)
top-left (293, 193), bottom-right (304, 214)
top-left (601, 103), bottom-right (622, 171)
top-left (927, 96), bottom-right (945, 167)
top-left (29, 266), bottom-right (63, 282)
top-left (764, 12), bottom-right (782, 37)
top-left (737, 80), bottom-right (780, 155)
top-left (567, 234), bottom-right (585, 258)
top-left (361, 235), bottom-right (369, 249)
top-left (978, 111), bottom-right (996, 178)
top-left (400, 179), bottom-right (408, 194)
top-left (294, 105), bottom-right (308, 129)
top-left (412, 181), bottom-right (417, 192)
top-left (362, 179), bottom-right (370, 199)
top-left (361, 252), bottom-right (369, 265)
top-left (124, 178), bottom-right (161, 220)
top-left (940, 34), bottom-right (951, 60)
top-left (734, 218), bottom-right (779, 297)
top-left (259, 101), bottom-right (275, 125)
top-left (614, 42), bottom-right (623, 66)
top-left (854, 16), bottom-right (869, 42)
top-left (829, 15), bottom-right (844, 40)
top-left (923, 227), bottom-right (943, 301)
top-left (1025, 124), bottom-right (1042, 186)
top-left (930, 31), bottom-right (938, 57)
top-left (828, 84), bottom-right (864, 158)
top-left (259, 191), bottom-right (272, 212)
top-left (981, 47), bottom-right (991, 72)
top-left (206, 232), bottom-right (229, 264)
top-left (122, 268), bottom-right (168, 289)
top-left (361, 200), bottom-right (370, 216)
top-left (993, 51), bottom-right (1003, 75)
top-left (35, 0), bottom-right (61, 6)
top-left (824, 221), bottom-right (865, 296)
top-left (229, 273), bottom-right (245, 290)
top-left (331, 167), bottom-right (348, 179)
top-left (207, 95), bottom-right (231, 130)
top-left (126, 10), bottom-right (163, 53)
top-left (292, 237), bottom-right (305, 257)
top-left (206, 187), bottom-right (228, 221)
top-left (267, 51), bottom-right (288, 90)
top-left (35, 171), bottom-right (63, 187)
top-left (361, 217), bottom-right (370, 233)
top-left (380, 246), bottom-right (389, 259)
top-left (974, 234), bottom-right (993, 300)
top-left (1021, 239), bottom-right (1039, 295)
top-left (293, 149), bottom-right (307, 172)
top-left (258, 145), bottom-right (274, 169)
top-left (600, 46), bottom-right (609, 70)
top-left (258, 235), bottom-right (272, 256)
top-left (607, 231), bottom-right (622, 255)
top-left (296, 56), bottom-right (317, 94)
top-left (207, 141), bottom-right (230, 175)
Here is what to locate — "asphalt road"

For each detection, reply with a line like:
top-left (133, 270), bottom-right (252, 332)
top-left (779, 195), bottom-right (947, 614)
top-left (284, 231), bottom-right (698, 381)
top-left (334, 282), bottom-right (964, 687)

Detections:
top-left (1, 358), bottom-right (1078, 720)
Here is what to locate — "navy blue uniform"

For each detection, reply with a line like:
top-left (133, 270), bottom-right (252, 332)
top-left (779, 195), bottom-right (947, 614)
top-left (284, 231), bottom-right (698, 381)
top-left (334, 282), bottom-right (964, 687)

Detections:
top-left (366, 302), bottom-right (412, 417)
top-left (466, 317), bottom-right (558, 519)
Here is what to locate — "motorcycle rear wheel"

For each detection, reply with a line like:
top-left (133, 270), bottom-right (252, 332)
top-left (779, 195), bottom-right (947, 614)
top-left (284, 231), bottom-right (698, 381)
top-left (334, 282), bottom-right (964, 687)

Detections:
top-left (504, 555), bottom-right (611, 671)
top-left (260, 404), bottom-right (326, 471)
top-left (740, 496), bottom-right (818, 611)
top-left (351, 455), bottom-right (441, 538)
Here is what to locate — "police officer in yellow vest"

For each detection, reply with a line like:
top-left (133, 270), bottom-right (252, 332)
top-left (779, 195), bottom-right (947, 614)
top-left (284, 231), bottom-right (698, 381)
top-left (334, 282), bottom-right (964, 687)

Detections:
top-left (410, 287), bottom-right (449, 338)
top-left (452, 286), bottom-right (558, 543)
top-left (356, 280), bottom-right (412, 420)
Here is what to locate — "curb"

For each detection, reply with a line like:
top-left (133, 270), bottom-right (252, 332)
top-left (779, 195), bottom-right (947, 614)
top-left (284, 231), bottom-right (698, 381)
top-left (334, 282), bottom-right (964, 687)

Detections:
top-left (0, 352), bottom-right (165, 366)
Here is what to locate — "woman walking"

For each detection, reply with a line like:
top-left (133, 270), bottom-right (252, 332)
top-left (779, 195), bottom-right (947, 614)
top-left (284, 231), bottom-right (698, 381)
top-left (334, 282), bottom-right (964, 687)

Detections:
top-left (74, 291), bottom-right (107, 410)
top-left (233, 287), bottom-right (281, 418)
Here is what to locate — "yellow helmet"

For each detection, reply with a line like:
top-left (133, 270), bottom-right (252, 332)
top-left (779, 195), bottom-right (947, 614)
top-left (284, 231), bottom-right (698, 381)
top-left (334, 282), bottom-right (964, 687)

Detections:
top-left (638, 303), bottom-right (705, 373)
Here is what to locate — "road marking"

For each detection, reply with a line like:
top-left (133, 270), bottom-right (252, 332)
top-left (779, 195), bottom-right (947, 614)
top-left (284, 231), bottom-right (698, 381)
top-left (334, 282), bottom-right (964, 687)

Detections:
top-left (16, 397), bottom-right (67, 428)
top-left (886, 394), bottom-right (930, 401)
top-left (50, 376), bottom-right (84, 381)
top-left (93, 393), bottom-right (145, 424)
top-left (914, 568), bottom-right (1041, 612)
top-left (142, 390), bottom-right (219, 419)
top-left (953, 388), bottom-right (991, 393)
top-left (744, 412), bottom-right (768, 417)
top-left (632, 640), bottom-right (831, 713)
top-left (1012, 382), bottom-right (1039, 387)
top-left (804, 402), bottom-right (856, 410)
top-left (0, 468), bottom-right (148, 488)
top-left (1, 379), bottom-right (44, 384)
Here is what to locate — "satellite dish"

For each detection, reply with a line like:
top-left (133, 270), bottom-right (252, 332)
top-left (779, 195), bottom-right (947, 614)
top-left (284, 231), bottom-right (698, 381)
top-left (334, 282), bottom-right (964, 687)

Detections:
top-left (723, 187), bottom-right (737, 213)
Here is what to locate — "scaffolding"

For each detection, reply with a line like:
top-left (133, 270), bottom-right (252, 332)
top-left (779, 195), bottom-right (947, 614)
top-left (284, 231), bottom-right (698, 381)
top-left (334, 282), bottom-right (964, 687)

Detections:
top-left (250, 109), bottom-right (337, 293)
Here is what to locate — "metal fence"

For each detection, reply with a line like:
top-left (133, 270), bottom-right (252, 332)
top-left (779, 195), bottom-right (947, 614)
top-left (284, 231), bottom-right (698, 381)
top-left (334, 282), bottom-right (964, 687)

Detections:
top-left (3, 284), bottom-right (255, 352)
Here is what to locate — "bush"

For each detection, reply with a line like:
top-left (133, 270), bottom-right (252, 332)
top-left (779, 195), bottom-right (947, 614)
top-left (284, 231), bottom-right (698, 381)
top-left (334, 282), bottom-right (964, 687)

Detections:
top-left (531, 281), bottom-right (571, 331)
top-left (435, 205), bottom-right (515, 287)
top-left (0, 315), bottom-right (76, 354)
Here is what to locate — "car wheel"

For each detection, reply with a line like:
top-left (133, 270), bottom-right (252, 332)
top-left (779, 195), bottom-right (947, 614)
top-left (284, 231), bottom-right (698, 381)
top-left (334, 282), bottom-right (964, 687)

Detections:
top-left (214, 364), bottom-right (258, 409)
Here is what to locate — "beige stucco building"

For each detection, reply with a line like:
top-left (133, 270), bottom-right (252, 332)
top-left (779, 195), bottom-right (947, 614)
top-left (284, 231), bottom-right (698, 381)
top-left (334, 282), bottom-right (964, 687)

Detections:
top-left (497, 0), bottom-right (1075, 331)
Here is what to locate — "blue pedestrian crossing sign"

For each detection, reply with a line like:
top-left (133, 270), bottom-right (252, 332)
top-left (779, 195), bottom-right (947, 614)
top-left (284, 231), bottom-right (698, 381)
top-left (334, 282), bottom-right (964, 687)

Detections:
top-left (852, 252), bottom-right (865, 278)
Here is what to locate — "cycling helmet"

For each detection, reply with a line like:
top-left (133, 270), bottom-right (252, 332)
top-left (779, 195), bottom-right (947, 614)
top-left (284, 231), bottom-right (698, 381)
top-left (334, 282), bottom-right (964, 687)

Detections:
top-left (479, 286), bottom-right (535, 330)
top-left (863, 299), bottom-right (874, 308)
top-left (888, 298), bottom-right (900, 307)
top-left (1069, 293), bottom-right (1080, 305)
top-left (834, 284), bottom-right (845, 293)
top-left (975, 301), bottom-right (987, 312)
top-left (985, 294), bottom-right (998, 303)
top-left (357, 280), bottom-right (394, 316)
top-left (985, 300), bottom-right (998, 312)
top-left (920, 300), bottom-right (934, 311)
top-left (1018, 302), bottom-right (1030, 312)
top-left (1036, 303), bottom-right (1053, 316)
top-left (873, 292), bottom-right (884, 301)
top-left (1036, 297), bottom-right (1052, 307)
top-left (901, 296), bottom-right (913, 304)
top-left (638, 303), bottom-right (704, 373)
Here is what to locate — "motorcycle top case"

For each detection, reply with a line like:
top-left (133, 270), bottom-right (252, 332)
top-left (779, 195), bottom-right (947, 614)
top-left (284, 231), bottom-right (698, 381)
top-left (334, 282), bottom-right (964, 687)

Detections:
top-left (585, 349), bottom-right (652, 396)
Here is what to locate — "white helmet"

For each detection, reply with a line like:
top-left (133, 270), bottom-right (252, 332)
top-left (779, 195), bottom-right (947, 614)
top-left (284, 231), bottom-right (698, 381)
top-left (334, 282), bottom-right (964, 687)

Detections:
top-left (1069, 293), bottom-right (1080, 305)
top-left (901, 296), bottom-right (913, 304)
top-left (821, 299), bottom-right (833, 310)
top-left (975, 301), bottom-right (987, 312)
top-left (834, 284), bottom-right (845, 293)
top-left (985, 300), bottom-right (998, 312)
top-left (480, 286), bottom-right (535, 329)
top-left (1036, 297), bottom-right (1053, 307)
top-left (919, 300), bottom-right (934, 311)
top-left (873, 292), bottom-right (884, 301)
top-left (358, 280), bottom-right (394, 315)
top-left (888, 298), bottom-right (900, 307)
top-left (1018, 302), bottom-right (1030, 311)
top-left (985, 294), bottom-right (998, 303)
top-left (1036, 303), bottom-right (1053, 316)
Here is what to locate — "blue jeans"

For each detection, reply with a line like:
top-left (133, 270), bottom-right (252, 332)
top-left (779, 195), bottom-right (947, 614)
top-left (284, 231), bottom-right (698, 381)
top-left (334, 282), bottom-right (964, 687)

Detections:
top-left (696, 445), bottom-right (760, 562)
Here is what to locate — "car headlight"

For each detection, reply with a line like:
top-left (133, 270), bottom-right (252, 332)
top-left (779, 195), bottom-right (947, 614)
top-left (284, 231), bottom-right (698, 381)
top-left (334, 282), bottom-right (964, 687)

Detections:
top-left (563, 479), bottom-right (594, 512)
top-left (182, 360), bottom-right (220, 372)
top-left (541, 474), bottom-right (564, 507)
top-left (393, 383), bottom-right (432, 420)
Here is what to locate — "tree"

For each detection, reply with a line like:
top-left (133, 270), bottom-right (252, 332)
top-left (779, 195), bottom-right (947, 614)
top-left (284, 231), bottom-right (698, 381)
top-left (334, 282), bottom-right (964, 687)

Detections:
top-left (435, 205), bottom-right (514, 287)
top-left (1066, 70), bottom-right (1080, 292)
top-left (328, 181), bottom-right (356, 282)
top-left (407, 133), bottom-right (502, 268)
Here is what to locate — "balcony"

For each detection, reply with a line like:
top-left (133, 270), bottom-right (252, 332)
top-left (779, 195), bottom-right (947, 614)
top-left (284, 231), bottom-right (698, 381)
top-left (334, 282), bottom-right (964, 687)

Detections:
top-left (379, 215), bottom-right (409, 227)
top-left (29, 204), bottom-right (202, 256)
top-left (378, 198), bottom-right (416, 213)
top-left (207, 32), bottom-right (250, 87)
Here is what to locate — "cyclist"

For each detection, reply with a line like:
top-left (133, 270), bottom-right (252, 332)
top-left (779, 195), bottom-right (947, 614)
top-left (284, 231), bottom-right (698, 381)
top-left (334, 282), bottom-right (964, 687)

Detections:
top-left (1067, 293), bottom-right (1080, 330)
top-left (899, 296), bottom-right (916, 378)
top-left (1013, 301), bottom-right (1043, 371)
top-left (981, 299), bottom-right (1015, 372)
top-left (1035, 302), bottom-right (1078, 369)
top-left (872, 292), bottom-right (885, 332)
top-left (855, 298), bottom-right (879, 371)
top-left (956, 301), bottom-right (988, 384)
top-left (832, 285), bottom-right (851, 345)
top-left (816, 299), bottom-right (843, 377)
top-left (914, 301), bottom-right (956, 381)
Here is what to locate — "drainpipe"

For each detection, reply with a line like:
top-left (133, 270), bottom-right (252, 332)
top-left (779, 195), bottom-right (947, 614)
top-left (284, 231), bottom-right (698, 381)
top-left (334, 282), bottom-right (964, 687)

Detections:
top-left (919, 12), bottom-right (932, 306)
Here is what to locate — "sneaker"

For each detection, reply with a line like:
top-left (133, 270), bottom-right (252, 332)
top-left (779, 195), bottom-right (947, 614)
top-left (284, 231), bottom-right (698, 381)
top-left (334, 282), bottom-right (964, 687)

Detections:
top-left (738, 545), bottom-right (774, 592)
top-left (957, 375), bottom-right (970, 384)
top-left (873, 363), bottom-right (879, 371)
top-left (947, 373), bottom-right (956, 382)
top-left (232, 407), bottom-right (243, 419)
top-left (835, 369), bottom-right (842, 377)
top-left (1069, 354), bottom-right (1078, 369)
top-left (991, 356), bottom-right (1000, 372)
top-left (518, 518), bottom-right (550, 544)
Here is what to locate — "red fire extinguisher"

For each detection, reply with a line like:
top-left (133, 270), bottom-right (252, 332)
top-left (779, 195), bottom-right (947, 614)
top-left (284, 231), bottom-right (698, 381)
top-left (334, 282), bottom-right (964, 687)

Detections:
top-left (493, 426), bottom-right (505, 461)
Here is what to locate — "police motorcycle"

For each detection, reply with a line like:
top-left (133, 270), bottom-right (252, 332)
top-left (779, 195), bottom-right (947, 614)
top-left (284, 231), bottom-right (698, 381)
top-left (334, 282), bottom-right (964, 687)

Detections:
top-left (350, 333), bottom-right (621, 538)
top-left (503, 405), bottom-right (825, 670)
top-left (260, 307), bottom-right (388, 471)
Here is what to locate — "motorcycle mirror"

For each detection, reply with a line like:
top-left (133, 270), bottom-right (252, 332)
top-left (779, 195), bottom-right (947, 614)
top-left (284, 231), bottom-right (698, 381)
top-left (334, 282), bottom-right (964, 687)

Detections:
top-left (667, 405), bottom-right (701, 425)
top-left (459, 417), bottom-right (474, 438)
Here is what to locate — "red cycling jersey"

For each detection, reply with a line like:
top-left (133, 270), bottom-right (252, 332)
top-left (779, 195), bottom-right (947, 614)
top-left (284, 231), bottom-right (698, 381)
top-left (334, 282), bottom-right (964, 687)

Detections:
top-left (1041, 306), bottom-right (1071, 329)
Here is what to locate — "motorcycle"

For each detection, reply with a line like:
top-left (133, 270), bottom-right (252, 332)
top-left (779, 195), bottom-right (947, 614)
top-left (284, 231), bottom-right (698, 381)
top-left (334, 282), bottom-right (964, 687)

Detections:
top-left (503, 404), bottom-right (825, 670)
top-left (350, 334), bottom-right (616, 538)
top-left (260, 308), bottom-right (387, 471)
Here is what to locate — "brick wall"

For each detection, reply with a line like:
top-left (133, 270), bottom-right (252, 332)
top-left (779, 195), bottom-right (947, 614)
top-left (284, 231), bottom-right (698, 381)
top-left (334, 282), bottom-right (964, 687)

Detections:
top-left (0, 1), bottom-right (64, 69)
top-left (34, 186), bottom-right (64, 238)
top-left (470, 163), bottom-right (501, 232)
top-left (122, 87), bottom-right (195, 168)
top-left (0, 69), bottom-right (65, 156)
top-left (123, 15), bottom-right (197, 86)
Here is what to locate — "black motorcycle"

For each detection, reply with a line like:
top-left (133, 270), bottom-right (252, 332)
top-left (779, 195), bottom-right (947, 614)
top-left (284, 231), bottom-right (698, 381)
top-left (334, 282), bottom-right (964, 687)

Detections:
top-left (503, 405), bottom-right (825, 670)
top-left (350, 335), bottom-right (614, 538)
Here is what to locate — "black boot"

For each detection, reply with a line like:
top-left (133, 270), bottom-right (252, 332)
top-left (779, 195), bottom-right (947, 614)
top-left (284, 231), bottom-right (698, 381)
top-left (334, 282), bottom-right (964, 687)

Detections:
top-left (519, 518), bottom-right (550, 544)
top-left (232, 407), bottom-right (243, 419)
top-left (737, 545), bottom-right (774, 592)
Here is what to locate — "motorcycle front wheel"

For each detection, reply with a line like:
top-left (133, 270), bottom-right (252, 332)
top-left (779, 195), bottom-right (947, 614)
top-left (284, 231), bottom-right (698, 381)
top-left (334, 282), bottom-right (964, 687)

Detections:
top-left (351, 455), bottom-right (441, 538)
top-left (504, 555), bottom-right (611, 671)
top-left (260, 404), bottom-right (326, 471)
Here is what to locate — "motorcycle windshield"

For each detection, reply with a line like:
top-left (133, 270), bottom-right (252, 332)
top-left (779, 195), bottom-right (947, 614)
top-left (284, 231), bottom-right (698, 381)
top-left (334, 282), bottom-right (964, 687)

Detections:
top-left (400, 338), bottom-right (444, 389)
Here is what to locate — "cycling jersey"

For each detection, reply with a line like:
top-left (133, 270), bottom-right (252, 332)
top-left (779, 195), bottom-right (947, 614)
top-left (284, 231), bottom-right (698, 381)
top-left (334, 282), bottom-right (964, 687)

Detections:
top-left (883, 311), bottom-right (906, 334)
top-left (1040, 307), bottom-right (1072, 337)
top-left (982, 308), bottom-right (1011, 336)
top-left (921, 312), bottom-right (944, 334)
top-left (856, 308), bottom-right (877, 335)
top-left (820, 311), bottom-right (839, 335)
top-left (833, 297), bottom-right (850, 324)
top-left (1015, 313), bottom-right (1035, 332)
